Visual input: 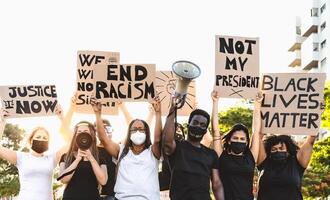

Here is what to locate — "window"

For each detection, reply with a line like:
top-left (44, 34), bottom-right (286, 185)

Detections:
top-left (321, 40), bottom-right (326, 49)
top-left (296, 26), bottom-right (301, 35)
top-left (311, 8), bottom-right (319, 17)
top-left (321, 58), bottom-right (326, 67)
top-left (313, 43), bottom-right (319, 51)
top-left (321, 22), bottom-right (326, 31)
top-left (321, 3), bottom-right (326, 14)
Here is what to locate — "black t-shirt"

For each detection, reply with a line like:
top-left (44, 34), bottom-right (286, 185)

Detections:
top-left (169, 140), bottom-right (219, 200)
top-left (60, 153), bottom-right (106, 200)
top-left (257, 155), bottom-right (305, 200)
top-left (158, 156), bottom-right (172, 191)
top-left (98, 147), bottom-right (116, 196)
top-left (219, 149), bottom-right (255, 200)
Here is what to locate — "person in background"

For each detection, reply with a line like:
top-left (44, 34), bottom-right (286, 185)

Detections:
top-left (96, 119), bottom-right (116, 200)
top-left (0, 105), bottom-right (71, 200)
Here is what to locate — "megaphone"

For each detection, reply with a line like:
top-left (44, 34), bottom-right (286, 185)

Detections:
top-left (76, 132), bottom-right (93, 150)
top-left (172, 60), bottom-right (201, 108)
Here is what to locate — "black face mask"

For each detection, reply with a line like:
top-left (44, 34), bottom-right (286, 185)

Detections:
top-left (270, 151), bottom-right (288, 162)
top-left (188, 125), bottom-right (206, 142)
top-left (229, 142), bottom-right (247, 154)
top-left (31, 140), bottom-right (49, 154)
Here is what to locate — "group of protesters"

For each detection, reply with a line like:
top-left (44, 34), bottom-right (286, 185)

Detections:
top-left (0, 89), bottom-right (320, 200)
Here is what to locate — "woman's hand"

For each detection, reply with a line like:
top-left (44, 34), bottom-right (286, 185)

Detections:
top-left (211, 90), bottom-right (220, 103)
top-left (151, 95), bottom-right (161, 113)
top-left (0, 109), bottom-right (9, 122)
top-left (90, 96), bottom-right (102, 114)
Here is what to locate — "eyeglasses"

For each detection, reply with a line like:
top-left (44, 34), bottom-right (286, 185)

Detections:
top-left (130, 128), bottom-right (146, 133)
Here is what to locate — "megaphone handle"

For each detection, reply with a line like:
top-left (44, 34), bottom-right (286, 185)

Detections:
top-left (176, 94), bottom-right (186, 109)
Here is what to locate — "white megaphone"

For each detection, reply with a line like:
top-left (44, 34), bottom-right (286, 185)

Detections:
top-left (172, 60), bottom-right (201, 109)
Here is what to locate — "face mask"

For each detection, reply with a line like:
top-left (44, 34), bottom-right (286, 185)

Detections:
top-left (188, 125), bottom-right (207, 142)
top-left (130, 131), bottom-right (146, 145)
top-left (105, 126), bottom-right (113, 136)
top-left (229, 142), bottom-right (246, 154)
top-left (270, 151), bottom-right (288, 161)
top-left (31, 140), bottom-right (49, 154)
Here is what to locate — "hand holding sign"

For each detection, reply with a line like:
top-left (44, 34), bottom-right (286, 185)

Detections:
top-left (211, 90), bottom-right (220, 103)
top-left (90, 96), bottom-right (102, 115)
top-left (0, 109), bottom-right (9, 122)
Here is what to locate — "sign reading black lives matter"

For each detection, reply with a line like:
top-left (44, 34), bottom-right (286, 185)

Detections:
top-left (260, 73), bottom-right (326, 135)
top-left (94, 64), bottom-right (155, 102)
top-left (76, 51), bottom-right (119, 115)
top-left (0, 85), bottom-right (58, 118)
top-left (215, 35), bottom-right (259, 99)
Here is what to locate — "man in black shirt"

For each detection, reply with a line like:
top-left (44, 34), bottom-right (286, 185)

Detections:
top-left (163, 96), bottom-right (225, 200)
top-left (96, 119), bottom-right (116, 200)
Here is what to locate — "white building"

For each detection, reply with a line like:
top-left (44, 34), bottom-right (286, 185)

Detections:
top-left (288, 0), bottom-right (329, 76)
top-left (288, 0), bottom-right (330, 141)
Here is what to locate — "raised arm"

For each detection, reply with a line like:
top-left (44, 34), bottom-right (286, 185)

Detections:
top-left (146, 104), bottom-right (155, 125)
top-left (0, 109), bottom-right (17, 165)
top-left (59, 94), bottom-right (77, 137)
top-left (163, 96), bottom-right (177, 155)
top-left (118, 101), bottom-right (133, 126)
top-left (91, 97), bottom-right (120, 159)
top-left (211, 90), bottom-right (223, 157)
top-left (297, 135), bottom-right (317, 168)
top-left (250, 92), bottom-right (263, 162)
top-left (151, 95), bottom-right (162, 159)
top-left (55, 104), bottom-right (72, 163)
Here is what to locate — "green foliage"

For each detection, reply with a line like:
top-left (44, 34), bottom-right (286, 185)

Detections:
top-left (322, 81), bottom-right (330, 130)
top-left (0, 123), bottom-right (25, 197)
top-left (218, 107), bottom-right (253, 135)
top-left (302, 136), bottom-right (330, 199)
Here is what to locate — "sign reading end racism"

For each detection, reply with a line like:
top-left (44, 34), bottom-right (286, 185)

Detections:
top-left (260, 73), bottom-right (326, 135)
top-left (76, 50), bottom-right (119, 115)
top-left (94, 64), bottom-right (155, 102)
top-left (0, 85), bottom-right (58, 118)
top-left (156, 71), bottom-right (196, 116)
top-left (215, 35), bottom-right (259, 99)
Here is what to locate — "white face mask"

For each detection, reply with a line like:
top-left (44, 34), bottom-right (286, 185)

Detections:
top-left (130, 131), bottom-right (146, 145)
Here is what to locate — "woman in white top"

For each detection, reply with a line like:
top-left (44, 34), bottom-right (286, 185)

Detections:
top-left (91, 96), bottom-right (162, 200)
top-left (0, 106), bottom-right (71, 200)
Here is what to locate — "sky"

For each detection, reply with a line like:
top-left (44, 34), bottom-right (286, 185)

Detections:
top-left (0, 0), bottom-right (316, 150)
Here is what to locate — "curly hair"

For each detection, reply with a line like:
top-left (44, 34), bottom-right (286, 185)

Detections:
top-left (264, 135), bottom-right (299, 157)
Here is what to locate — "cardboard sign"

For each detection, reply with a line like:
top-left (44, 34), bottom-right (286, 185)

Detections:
top-left (215, 35), bottom-right (259, 99)
top-left (260, 73), bottom-right (326, 135)
top-left (155, 71), bottom-right (196, 116)
top-left (0, 85), bottom-right (58, 118)
top-left (94, 64), bottom-right (156, 102)
top-left (76, 50), bottom-right (119, 115)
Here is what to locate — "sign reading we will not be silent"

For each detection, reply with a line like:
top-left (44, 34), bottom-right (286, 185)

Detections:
top-left (76, 51), bottom-right (119, 115)
top-left (0, 85), bottom-right (58, 118)
top-left (215, 35), bottom-right (259, 99)
top-left (260, 73), bottom-right (326, 136)
top-left (94, 64), bottom-right (156, 102)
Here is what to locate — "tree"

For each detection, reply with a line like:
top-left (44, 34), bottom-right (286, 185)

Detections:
top-left (302, 136), bottom-right (330, 199)
top-left (0, 123), bottom-right (25, 197)
top-left (218, 107), bottom-right (253, 135)
top-left (321, 81), bottom-right (330, 130)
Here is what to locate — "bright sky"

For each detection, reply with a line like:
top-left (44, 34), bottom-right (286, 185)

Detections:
top-left (0, 0), bottom-right (318, 151)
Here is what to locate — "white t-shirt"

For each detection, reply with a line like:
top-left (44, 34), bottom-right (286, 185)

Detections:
top-left (114, 145), bottom-right (160, 200)
top-left (16, 151), bottom-right (57, 200)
